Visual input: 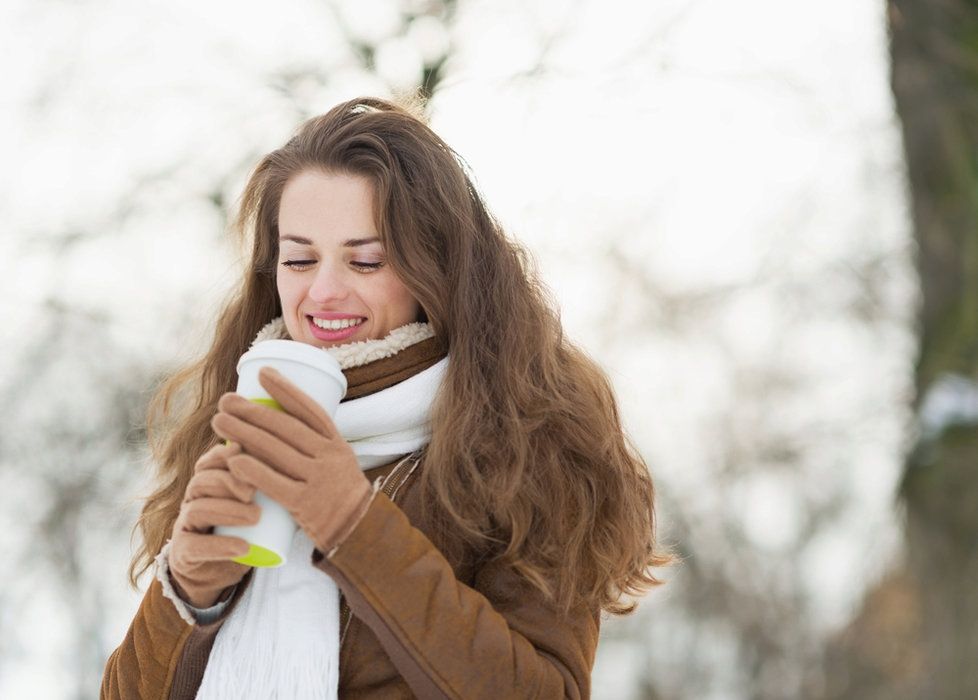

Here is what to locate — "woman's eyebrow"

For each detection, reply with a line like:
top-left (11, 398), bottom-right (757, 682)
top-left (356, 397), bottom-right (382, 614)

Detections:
top-left (342, 237), bottom-right (381, 247)
top-left (279, 234), bottom-right (380, 247)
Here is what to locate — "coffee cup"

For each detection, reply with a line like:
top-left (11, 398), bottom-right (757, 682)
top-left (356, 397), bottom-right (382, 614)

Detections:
top-left (215, 339), bottom-right (347, 567)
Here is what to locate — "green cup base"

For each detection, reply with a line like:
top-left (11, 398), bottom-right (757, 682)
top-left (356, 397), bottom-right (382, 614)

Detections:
top-left (232, 543), bottom-right (284, 568)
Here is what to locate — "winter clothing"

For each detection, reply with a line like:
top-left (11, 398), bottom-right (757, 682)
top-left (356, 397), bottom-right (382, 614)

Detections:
top-left (194, 323), bottom-right (447, 699)
top-left (100, 329), bottom-right (600, 699)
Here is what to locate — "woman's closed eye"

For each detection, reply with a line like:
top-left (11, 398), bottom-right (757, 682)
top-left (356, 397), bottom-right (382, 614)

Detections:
top-left (281, 260), bottom-right (384, 272)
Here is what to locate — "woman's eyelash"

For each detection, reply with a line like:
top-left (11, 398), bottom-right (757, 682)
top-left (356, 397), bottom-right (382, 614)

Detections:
top-left (280, 260), bottom-right (383, 271)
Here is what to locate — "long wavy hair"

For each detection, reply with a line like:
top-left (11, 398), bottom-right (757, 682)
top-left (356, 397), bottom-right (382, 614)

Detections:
top-left (131, 95), bottom-right (671, 616)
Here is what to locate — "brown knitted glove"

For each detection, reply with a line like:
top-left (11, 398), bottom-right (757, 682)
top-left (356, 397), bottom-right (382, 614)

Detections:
top-left (167, 441), bottom-right (261, 608)
top-left (210, 367), bottom-right (373, 556)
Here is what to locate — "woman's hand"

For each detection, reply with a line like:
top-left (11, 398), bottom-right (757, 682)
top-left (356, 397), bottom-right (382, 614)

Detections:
top-left (168, 442), bottom-right (259, 608)
top-left (210, 367), bottom-right (374, 555)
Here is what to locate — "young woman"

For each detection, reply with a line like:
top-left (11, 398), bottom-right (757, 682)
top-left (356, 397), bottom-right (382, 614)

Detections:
top-left (101, 96), bottom-right (671, 699)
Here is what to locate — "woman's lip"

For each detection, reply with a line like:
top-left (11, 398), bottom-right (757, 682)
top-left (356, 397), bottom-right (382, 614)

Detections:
top-left (307, 315), bottom-right (364, 342)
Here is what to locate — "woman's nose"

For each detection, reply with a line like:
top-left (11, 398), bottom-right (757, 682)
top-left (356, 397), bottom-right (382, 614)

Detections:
top-left (307, 264), bottom-right (350, 303)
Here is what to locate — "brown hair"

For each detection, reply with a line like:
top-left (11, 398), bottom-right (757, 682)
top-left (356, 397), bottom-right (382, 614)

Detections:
top-left (131, 95), bottom-right (671, 616)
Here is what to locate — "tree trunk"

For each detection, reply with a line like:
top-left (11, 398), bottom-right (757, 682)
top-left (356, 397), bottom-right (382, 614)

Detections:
top-left (863, 0), bottom-right (978, 696)
top-left (823, 2), bottom-right (978, 697)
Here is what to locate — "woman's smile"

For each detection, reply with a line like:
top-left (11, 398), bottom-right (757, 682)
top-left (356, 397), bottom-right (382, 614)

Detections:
top-left (307, 314), bottom-right (366, 342)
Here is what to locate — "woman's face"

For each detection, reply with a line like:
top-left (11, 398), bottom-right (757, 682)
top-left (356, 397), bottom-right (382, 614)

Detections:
top-left (276, 169), bottom-right (421, 348)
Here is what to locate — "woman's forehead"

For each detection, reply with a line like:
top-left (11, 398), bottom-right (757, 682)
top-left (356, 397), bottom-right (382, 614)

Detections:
top-left (278, 171), bottom-right (380, 247)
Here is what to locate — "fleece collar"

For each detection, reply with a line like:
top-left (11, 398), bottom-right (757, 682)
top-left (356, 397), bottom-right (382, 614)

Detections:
top-left (251, 317), bottom-right (447, 401)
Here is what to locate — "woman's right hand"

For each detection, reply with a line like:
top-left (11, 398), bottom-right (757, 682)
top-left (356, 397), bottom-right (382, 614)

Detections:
top-left (167, 442), bottom-right (260, 608)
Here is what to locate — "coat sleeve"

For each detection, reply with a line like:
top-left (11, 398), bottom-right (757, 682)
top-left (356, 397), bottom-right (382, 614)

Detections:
top-left (314, 492), bottom-right (602, 699)
top-left (99, 578), bottom-right (195, 700)
top-left (100, 573), bottom-right (249, 700)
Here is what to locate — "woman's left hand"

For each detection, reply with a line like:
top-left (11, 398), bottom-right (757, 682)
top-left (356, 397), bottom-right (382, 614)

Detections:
top-left (210, 366), bottom-right (374, 554)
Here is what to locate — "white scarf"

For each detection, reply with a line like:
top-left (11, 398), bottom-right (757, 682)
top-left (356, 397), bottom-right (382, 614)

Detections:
top-left (157, 319), bottom-right (447, 699)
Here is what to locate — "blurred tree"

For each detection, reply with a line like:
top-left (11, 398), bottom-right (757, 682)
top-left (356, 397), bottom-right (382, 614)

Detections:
top-left (0, 2), bottom-right (459, 697)
top-left (824, 1), bottom-right (978, 697)
top-left (892, 0), bottom-right (978, 694)
top-left (331, 0), bottom-right (457, 101)
top-left (0, 1), bottom-right (911, 698)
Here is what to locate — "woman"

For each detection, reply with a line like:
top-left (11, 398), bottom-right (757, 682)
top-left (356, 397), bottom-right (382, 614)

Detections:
top-left (101, 96), bottom-right (671, 699)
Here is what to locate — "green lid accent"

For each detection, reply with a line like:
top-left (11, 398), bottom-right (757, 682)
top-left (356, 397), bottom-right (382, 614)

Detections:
top-left (249, 397), bottom-right (284, 412)
top-left (232, 543), bottom-right (284, 568)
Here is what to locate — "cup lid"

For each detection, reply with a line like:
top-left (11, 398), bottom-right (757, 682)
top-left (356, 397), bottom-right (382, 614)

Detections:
top-left (238, 340), bottom-right (346, 386)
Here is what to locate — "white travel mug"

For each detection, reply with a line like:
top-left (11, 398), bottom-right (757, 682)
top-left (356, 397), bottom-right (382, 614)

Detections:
top-left (214, 340), bottom-right (347, 567)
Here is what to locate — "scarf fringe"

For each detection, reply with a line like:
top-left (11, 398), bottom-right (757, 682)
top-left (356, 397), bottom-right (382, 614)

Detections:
top-left (196, 530), bottom-right (340, 700)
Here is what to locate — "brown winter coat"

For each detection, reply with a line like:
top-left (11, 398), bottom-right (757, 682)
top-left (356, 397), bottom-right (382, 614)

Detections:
top-left (100, 337), bottom-right (601, 698)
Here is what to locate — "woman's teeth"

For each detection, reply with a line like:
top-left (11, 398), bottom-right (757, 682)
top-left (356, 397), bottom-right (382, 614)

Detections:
top-left (312, 317), bottom-right (364, 330)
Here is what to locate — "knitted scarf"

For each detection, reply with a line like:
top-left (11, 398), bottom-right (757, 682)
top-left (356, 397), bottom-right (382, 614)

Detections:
top-left (158, 319), bottom-right (448, 699)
